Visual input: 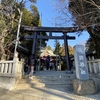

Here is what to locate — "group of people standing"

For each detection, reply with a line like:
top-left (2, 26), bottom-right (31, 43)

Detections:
top-left (24, 54), bottom-right (57, 79)
top-left (41, 55), bottom-right (57, 71)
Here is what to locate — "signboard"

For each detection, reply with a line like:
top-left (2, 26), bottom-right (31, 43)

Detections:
top-left (74, 45), bottom-right (89, 80)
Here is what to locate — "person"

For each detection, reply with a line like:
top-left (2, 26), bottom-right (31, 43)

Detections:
top-left (42, 56), bottom-right (46, 70)
top-left (49, 60), bottom-right (53, 70)
top-left (28, 54), bottom-right (35, 79)
top-left (46, 55), bottom-right (50, 70)
top-left (24, 63), bottom-right (28, 74)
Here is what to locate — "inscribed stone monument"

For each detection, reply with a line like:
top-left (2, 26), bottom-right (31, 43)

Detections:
top-left (74, 45), bottom-right (89, 80)
top-left (73, 45), bottom-right (97, 95)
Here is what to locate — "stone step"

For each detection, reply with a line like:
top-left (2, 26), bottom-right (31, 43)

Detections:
top-left (34, 75), bottom-right (75, 79)
top-left (19, 72), bottom-right (75, 89)
top-left (1, 71), bottom-right (99, 100)
top-left (22, 74), bottom-right (76, 80)
top-left (14, 71), bottom-right (75, 99)
top-left (15, 81), bottom-right (72, 89)
top-left (23, 75), bottom-right (74, 78)
top-left (22, 75), bottom-right (75, 85)
top-left (18, 78), bottom-right (72, 83)
top-left (44, 83), bottom-right (72, 88)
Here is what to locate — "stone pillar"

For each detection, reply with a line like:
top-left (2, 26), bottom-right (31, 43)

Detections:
top-left (74, 45), bottom-right (89, 80)
top-left (93, 62), bottom-right (98, 74)
top-left (73, 45), bottom-right (97, 95)
top-left (13, 57), bottom-right (19, 74)
top-left (88, 61), bottom-right (93, 73)
top-left (98, 61), bottom-right (100, 73)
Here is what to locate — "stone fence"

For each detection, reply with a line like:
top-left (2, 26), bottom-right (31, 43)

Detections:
top-left (87, 59), bottom-right (100, 92)
top-left (0, 58), bottom-right (24, 90)
top-left (87, 59), bottom-right (100, 74)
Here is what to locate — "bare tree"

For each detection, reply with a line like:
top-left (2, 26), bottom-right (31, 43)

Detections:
top-left (54, 0), bottom-right (100, 58)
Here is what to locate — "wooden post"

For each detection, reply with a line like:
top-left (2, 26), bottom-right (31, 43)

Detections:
top-left (63, 33), bottom-right (72, 73)
top-left (32, 32), bottom-right (37, 55)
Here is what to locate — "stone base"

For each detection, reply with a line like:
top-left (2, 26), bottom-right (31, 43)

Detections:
top-left (66, 70), bottom-right (73, 74)
top-left (72, 79), bottom-right (97, 95)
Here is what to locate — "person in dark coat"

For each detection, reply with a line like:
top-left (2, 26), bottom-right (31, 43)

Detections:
top-left (28, 54), bottom-right (35, 79)
top-left (46, 55), bottom-right (50, 70)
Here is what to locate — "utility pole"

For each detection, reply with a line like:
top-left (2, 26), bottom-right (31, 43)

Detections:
top-left (38, 13), bottom-right (42, 71)
top-left (55, 18), bottom-right (58, 70)
top-left (38, 33), bottom-right (42, 71)
top-left (14, 11), bottom-right (23, 58)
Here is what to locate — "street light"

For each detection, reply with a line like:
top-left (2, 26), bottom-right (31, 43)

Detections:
top-left (14, 11), bottom-right (23, 59)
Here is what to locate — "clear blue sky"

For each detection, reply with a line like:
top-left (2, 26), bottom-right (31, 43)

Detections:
top-left (35, 0), bottom-right (90, 48)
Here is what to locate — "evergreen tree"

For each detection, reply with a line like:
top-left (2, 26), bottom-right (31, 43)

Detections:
top-left (0, 0), bottom-right (41, 60)
top-left (54, 40), bottom-right (60, 56)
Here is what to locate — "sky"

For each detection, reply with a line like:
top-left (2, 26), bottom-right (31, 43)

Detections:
top-left (34, 0), bottom-right (90, 49)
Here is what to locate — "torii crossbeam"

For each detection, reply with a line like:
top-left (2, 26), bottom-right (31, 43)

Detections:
top-left (22, 25), bottom-right (78, 73)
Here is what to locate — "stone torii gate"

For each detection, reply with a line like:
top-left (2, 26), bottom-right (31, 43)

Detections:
top-left (22, 25), bottom-right (78, 73)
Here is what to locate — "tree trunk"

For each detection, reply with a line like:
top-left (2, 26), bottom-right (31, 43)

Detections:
top-left (87, 27), bottom-right (100, 59)
top-left (0, 44), bottom-right (6, 60)
top-left (0, 29), bottom-right (7, 60)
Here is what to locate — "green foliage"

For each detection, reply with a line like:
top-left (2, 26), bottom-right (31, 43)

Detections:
top-left (58, 43), bottom-right (74, 56)
top-left (22, 8), bottom-right (33, 25)
top-left (30, 5), bottom-right (39, 26)
top-left (68, 45), bottom-right (74, 56)
top-left (29, 0), bottom-right (37, 3)
top-left (0, 0), bottom-right (40, 59)
top-left (21, 6), bottom-right (39, 26)
top-left (0, 20), bottom-right (6, 33)
top-left (54, 40), bottom-right (61, 55)
top-left (1, 0), bottom-right (14, 4)
top-left (85, 37), bottom-right (95, 51)
top-left (59, 44), bottom-right (65, 56)
top-left (61, 61), bottom-right (66, 71)
top-left (45, 45), bottom-right (53, 50)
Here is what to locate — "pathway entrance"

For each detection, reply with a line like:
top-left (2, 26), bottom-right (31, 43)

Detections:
top-left (22, 25), bottom-right (78, 73)
top-left (4, 71), bottom-right (99, 100)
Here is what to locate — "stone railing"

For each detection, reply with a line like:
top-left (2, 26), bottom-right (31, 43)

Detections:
top-left (87, 59), bottom-right (100, 92)
top-left (87, 59), bottom-right (100, 74)
top-left (0, 58), bottom-right (23, 77)
top-left (0, 58), bottom-right (24, 90)
top-left (0, 60), bottom-right (14, 76)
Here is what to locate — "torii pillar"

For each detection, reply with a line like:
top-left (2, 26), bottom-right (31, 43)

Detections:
top-left (32, 32), bottom-right (37, 55)
top-left (63, 33), bottom-right (73, 73)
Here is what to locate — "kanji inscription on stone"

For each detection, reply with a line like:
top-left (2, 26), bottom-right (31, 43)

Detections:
top-left (74, 45), bottom-right (89, 80)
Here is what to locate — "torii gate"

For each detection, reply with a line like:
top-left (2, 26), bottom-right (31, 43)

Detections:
top-left (22, 25), bottom-right (78, 73)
